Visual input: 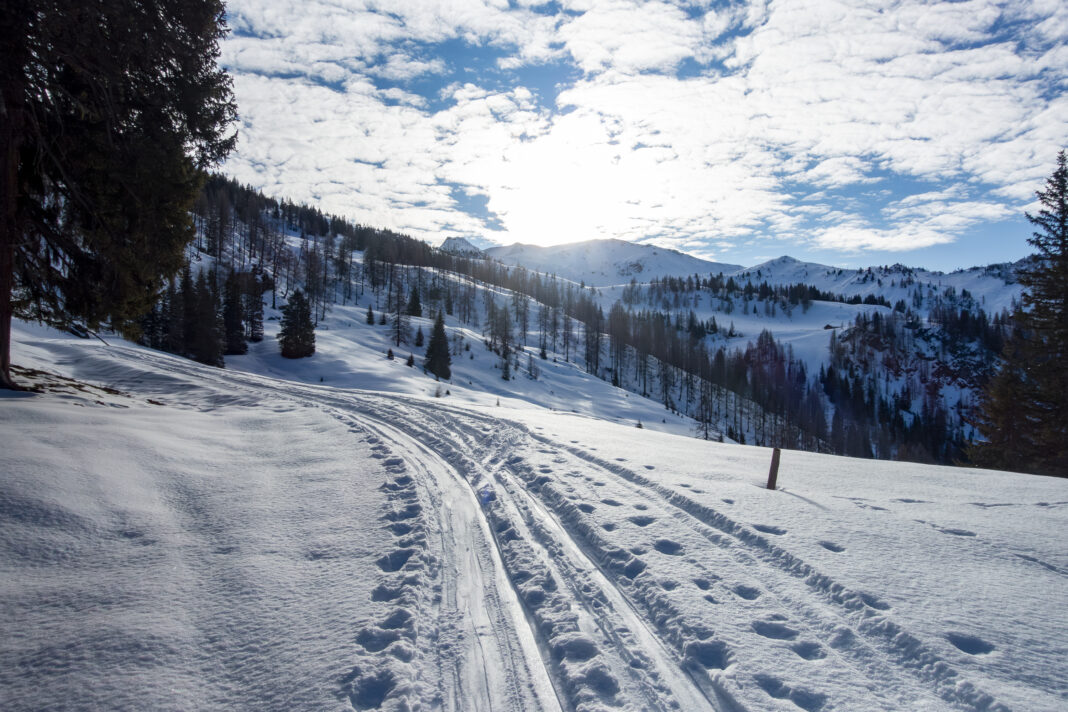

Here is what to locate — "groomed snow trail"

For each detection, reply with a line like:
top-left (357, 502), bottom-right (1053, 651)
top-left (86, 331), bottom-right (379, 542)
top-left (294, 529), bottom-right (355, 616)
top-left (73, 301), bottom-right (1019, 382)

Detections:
top-left (7, 332), bottom-right (1063, 711)
top-left (103, 342), bottom-right (718, 712)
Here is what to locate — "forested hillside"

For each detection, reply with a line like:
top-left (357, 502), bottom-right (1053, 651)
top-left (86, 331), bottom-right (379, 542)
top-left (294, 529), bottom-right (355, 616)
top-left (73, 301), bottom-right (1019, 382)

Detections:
top-left (138, 175), bottom-right (1021, 467)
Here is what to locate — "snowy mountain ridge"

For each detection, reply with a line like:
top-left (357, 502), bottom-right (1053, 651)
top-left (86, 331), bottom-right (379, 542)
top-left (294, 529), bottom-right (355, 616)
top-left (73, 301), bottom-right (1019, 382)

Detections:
top-left (484, 239), bottom-right (1022, 314)
top-left (485, 238), bottom-right (744, 288)
top-left (438, 236), bottom-right (484, 257)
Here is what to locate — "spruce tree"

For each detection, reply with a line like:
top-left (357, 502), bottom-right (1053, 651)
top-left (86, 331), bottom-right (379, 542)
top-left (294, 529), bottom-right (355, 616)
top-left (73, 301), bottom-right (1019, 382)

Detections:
top-left (366, 304), bottom-right (374, 325)
top-left (1, 0), bottom-right (237, 388)
top-left (278, 289), bottom-right (315, 358)
top-left (415, 326), bottom-right (424, 347)
top-left (970, 331), bottom-right (1032, 471)
top-left (244, 272), bottom-right (264, 342)
top-left (393, 298), bottom-right (407, 345)
top-left (189, 270), bottom-right (223, 366)
top-left (973, 151), bottom-right (1068, 475)
top-left (424, 311), bottom-right (451, 380)
top-left (406, 285), bottom-right (422, 317)
top-left (223, 269), bottom-right (247, 355)
top-left (163, 278), bottom-right (184, 355)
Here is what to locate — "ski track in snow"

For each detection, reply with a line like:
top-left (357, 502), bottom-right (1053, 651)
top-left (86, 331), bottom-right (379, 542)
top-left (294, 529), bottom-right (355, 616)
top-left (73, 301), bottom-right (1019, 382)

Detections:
top-left (8, 335), bottom-right (1061, 711)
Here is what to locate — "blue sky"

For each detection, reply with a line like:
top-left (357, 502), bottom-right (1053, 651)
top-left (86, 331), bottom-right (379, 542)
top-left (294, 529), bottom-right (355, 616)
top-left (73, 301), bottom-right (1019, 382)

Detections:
top-left (219, 0), bottom-right (1067, 272)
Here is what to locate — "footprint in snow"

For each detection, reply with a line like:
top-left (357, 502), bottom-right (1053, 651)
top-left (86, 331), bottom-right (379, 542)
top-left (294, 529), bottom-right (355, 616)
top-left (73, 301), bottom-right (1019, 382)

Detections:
top-left (628, 515), bottom-right (656, 527)
top-left (754, 674), bottom-right (827, 712)
top-left (379, 609), bottom-right (413, 630)
top-left (623, 558), bottom-right (647, 578)
top-left (733, 584), bottom-right (761, 600)
top-left (684, 640), bottom-right (730, 669)
top-left (577, 503), bottom-right (596, 513)
top-left (753, 524), bottom-right (787, 535)
top-left (644, 465), bottom-right (655, 470)
top-left (818, 540), bottom-right (845, 552)
top-left (945, 632), bottom-right (995, 655)
top-left (791, 641), bottom-right (826, 660)
top-left (752, 620), bottom-right (799, 640)
top-left (346, 669), bottom-right (396, 710)
top-left (653, 539), bottom-right (683, 555)
top-left (371, 584), bottom-right (403, 602)
top-left (858, 592), bottom-right (890, 610)
top-left (386, 504), bottom-right (421, 521)
top-left (633, 503), bottom-right (648, 510)
top-left (355, 628), bottom-right (401, 652)
top-left (601, 498), bottom-right (622, 506)
top-left (376, 548), bottom-right (416, 572)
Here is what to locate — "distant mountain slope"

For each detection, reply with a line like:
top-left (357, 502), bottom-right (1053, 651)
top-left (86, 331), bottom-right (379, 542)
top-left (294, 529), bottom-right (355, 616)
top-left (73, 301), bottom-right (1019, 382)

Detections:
top-left (439, 236), bottom-right (484, 257)
top-left (485, 238), bottom-right (743, 287)
top-left (733, 256), bottom-right (1023, 314)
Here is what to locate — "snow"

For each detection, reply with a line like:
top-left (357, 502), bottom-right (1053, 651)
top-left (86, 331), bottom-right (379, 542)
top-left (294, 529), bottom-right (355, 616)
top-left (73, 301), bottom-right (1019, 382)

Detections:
top-left (486, 238), bottom-right (744, 288)
top-left (3, 320), bottom-right (1066, 712)
top-left (733, 255), bottom-right (1022, 315)
top-left (483, 240), bottom-right (1021, 315)
top-left (438, 236), bottom-right (484, 257)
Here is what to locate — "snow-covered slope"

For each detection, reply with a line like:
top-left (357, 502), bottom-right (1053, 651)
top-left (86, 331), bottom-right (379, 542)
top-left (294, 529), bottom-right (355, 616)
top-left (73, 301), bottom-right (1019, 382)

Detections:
top-left (733, 256), bottom-right (1022, 314)
top-left (438, 236), bottom-right (484, 257)
top-left (486, 239), bottom-right (743, 287)
top-left (482, 239), bottom-right (1019, 314)
top-left (4, 321), bottom-right (1066, 712)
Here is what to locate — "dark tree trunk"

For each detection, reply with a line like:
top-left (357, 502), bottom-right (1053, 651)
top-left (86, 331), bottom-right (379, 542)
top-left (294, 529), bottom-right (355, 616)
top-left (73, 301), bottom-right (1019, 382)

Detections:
top-left (0, 93), bottom-right (23, 389)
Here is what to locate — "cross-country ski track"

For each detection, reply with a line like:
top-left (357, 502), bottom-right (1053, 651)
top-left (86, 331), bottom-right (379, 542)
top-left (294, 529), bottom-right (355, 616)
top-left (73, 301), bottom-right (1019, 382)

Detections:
top-left (4, 329), bottom-right (1067, 711)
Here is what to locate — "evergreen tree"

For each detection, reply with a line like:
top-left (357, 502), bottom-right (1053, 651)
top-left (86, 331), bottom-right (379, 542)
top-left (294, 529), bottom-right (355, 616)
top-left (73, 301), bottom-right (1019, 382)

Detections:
top-left (406, 285), bottom-right (422, 317)
top-left (1, 0), bottom-right (237, 388)
top-left (973, 151), bottom-right (1068, 475)
top-left (392, 299), bottom-right (410, 346)
top-left (406, 353), bottom-right (414, 367)
top-left (163, 278), bottom-right (184, 355)
top-left (189, 270), bottom-right (223, 366)
top-left (244, 271), bottom-right (264, 342)
top-left (223, 269), bottom-right (247, 355)
top-left (278, 289), bottom-right (315, 358)
top-left (424, 312), bottom-right (451, 380)
top-left (366, 304), bottom-right (374, 325)
top-left (180, 266), bottom-right (198, 356)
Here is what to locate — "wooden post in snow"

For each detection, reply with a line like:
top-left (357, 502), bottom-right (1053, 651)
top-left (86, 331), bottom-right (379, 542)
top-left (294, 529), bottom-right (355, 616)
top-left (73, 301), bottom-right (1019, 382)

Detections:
top-left (767, 447), bottom-right (781, 490)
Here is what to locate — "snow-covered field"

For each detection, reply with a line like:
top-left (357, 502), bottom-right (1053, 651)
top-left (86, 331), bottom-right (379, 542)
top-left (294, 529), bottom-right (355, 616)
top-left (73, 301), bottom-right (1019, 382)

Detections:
top-left (3, 322), bottom-right (1066, 711)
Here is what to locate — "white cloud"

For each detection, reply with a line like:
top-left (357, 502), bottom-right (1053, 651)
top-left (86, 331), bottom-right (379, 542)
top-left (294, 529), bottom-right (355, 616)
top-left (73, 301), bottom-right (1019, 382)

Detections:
top-left (219, 0), bottom-right (1068, 265)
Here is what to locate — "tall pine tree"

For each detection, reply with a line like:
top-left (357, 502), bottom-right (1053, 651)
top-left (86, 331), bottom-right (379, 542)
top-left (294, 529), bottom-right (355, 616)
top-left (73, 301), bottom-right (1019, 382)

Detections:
top-left (1, 0), bottom-right (237, 388)
top-left (424, 312), bottom-right (451, 380)
top-left (278, 289), bottom-right (315, 358)
top-left (223, 268), bottom-right (246, 355)
top-left (972, 151), bottom-right (1068, 476)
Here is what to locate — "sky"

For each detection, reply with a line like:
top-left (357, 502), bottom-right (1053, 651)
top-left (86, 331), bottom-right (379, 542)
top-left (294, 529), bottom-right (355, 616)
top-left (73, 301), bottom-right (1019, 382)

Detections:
top-left (218, 0), bottom-right (1067, 272)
